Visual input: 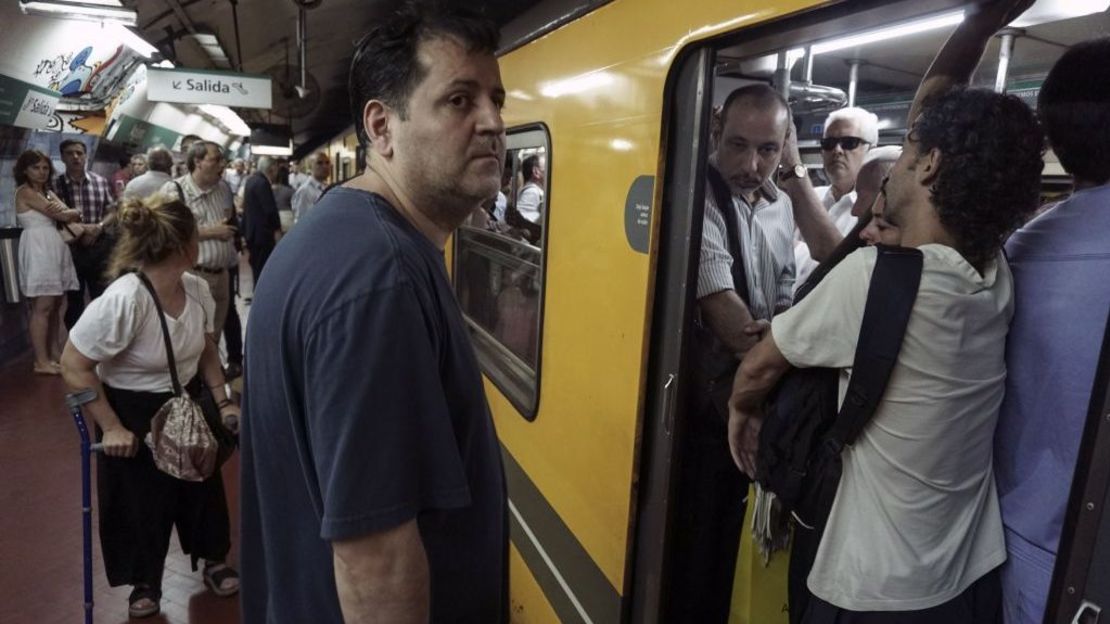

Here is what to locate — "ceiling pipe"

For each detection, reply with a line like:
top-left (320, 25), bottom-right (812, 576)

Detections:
top-left (847, 59), bottom-right (862, 107)
top-left (296, 7), bottom-right (310, 97)
top-left (994, 28), bottom-right (1023, 94)
top-left (230, 0), bottom-right (244, 72)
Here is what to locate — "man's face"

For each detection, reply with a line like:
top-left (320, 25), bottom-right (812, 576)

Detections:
top-left (716, 100), bottom-right (788, 197)
top-left (194, 145), bottom-right (226, 185)
top-left (532, 157), bottom-right (546, 184)
top-left (859, 182), bottom-right (902, 246)
top-left (131, 157), bottom-right (147, 175)
top-left (390, 36), bottom-right (506, 220)
top-left (61, 144), bottom-right (86, 173)
top-left (312, 155), bottom-right (331, 181)
top-left (879, 127), bottom-right (925, 230)
top-left (822, 118), bottom-right (869, 189)
top-left (234, 160), bottom-right (245, 174)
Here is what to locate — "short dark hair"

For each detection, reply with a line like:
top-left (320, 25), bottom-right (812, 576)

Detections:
top-left (146, 148), bottom-right (174, 174)
top-left (186, 141), bottom-right (219, 173)
top-left (13, 150), bottom-right (54, 187)
top-left (522, 155), bottom-right (541, 181)
top-left (1039, 37), bottom-right (1110, 185)
top-left (721, 83), bottom-right (789, 122)
top-left (348, 0), bottom-right (499, 148)
top-left (914, 88), bottom-right (1044, 268)
top-left (59, 139), bottom-right (86, 156)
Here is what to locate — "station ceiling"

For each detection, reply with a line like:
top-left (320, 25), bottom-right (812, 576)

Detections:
top-left (132, 0), bottom-right (543, 150)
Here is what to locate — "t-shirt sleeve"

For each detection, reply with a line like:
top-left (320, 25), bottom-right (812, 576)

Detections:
top-left (69, 281), bottom-right (141, 362)
top-left (187, 274), bottom-right (216, 334)
top-left (771, 246), bottom-right (874, 369)
top-left (304, 285), bottom-right (471, 541)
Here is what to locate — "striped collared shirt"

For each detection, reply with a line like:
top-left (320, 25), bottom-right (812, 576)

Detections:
top-left (697, 177), bottom-right (796, 320)
top-left (162, 175), bottom-right (236, 270)
top-left (55, 171), bottom-right (113, 224)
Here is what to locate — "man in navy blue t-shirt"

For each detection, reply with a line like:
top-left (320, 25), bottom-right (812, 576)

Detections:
top-left (240, 3), bottom-right (508, 622)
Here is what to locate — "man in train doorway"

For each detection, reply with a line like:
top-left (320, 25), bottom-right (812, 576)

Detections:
top-left (728, 1), bottom-right (1042, 622)
top-left (240, 2), bottom-right (508, 622)
top-left (994, 36), bottom-right (1110, 624)
top-left (670, 83), bottom-right (796, 623)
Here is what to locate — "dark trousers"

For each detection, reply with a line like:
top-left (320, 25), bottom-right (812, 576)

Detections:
top-left (223, 269), bottom-right (243, 365)
top-left (799, 567), bottom-right (1003, 624)
top-left (64, 248), bottom-right (108, 329)
top-left (667, 404), bottom-right (750, 623)
top-left (248, 244), bottom-right (272, 288)
top-left (98, 382), bottom-right (231, 589)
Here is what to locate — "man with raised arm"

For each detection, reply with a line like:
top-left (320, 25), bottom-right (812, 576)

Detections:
top-left (240, 2), bottom-right (508, 623)
top-left (727, 2), bottom-right (1040, 622)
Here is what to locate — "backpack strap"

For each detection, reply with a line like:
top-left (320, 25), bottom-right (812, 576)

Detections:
top-left (825, 244), bottom-right (923, 452)
top-left (133, 270), bottom-right (185, 397)
top-left (705, 163), bottom-right (751, 306)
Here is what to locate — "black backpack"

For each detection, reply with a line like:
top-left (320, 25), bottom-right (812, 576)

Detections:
top-left (755, 244), bottom-right (923, 532)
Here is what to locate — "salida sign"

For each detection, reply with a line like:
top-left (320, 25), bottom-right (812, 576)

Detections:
top-left (147, 67), bottom-right (271, 109)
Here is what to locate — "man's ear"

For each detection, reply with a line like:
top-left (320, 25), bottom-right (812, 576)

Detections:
top-left (363, 99), bottom-right (393, 158)
top-left (916, 147), bottom-right (942, 187)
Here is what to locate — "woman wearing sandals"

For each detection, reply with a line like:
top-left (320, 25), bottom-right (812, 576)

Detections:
top-left (13, 149), bottom-right (81, 375)
top-left (60, 194), bottom-right (241, 618)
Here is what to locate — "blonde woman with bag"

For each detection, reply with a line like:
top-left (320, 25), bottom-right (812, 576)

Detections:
top-left (60, 195), bottom-right (241, 618)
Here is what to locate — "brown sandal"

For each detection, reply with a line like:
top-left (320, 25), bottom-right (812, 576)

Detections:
top-left (203, 562), bottom-right (240, 597)
top-left (128, 585), bottom-right (161, 618)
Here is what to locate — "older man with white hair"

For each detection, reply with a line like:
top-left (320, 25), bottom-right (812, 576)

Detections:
top-left (780, 106), bottom-right (880, 289)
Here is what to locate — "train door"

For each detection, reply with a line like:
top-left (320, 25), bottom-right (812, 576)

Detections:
top-left (1047, 311), bottom-right (1110, 624)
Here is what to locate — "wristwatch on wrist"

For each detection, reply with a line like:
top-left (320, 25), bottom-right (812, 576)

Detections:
top-left (779, 163), bottom-right (807, 182)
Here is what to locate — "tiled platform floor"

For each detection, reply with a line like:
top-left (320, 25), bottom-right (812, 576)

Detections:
top-left (0, 351), bottom-right (241, 624)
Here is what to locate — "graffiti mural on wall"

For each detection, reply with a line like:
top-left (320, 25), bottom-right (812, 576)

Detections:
top-left (33, 44), bottom-right (126, 100)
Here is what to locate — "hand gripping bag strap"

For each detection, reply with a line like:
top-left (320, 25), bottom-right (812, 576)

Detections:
top-left (826, 245), bottom-right (923, 450)
top-left (705, 163), bottom-right (751, 306)
top-left (133, 271), bottom-right (185, 397)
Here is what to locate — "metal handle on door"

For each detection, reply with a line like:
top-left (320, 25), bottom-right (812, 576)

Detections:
top-left (662, 373), bottom-right (676, 437)
top-left (1073, 600), bottom-right (1102, 624)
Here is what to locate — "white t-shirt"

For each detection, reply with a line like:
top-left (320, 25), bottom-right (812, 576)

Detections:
top-left (772, 244), bottom-right (1011, 611)
top-left (794, 185), bottom-right (858, 291)
top-left (70, 272), bottom-right (216, 393)
top-left (516, 183), bottom-right (543, 223)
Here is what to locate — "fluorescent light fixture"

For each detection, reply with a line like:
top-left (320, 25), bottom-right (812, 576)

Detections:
top-left (1011, 0), bottom-right (1110, 27)
top-left (609, 138), bottom-right (634, 152)
top-left (251, 143), bottom-right (294, 157)
top-left (19, 0), bottom-right (137, 27)
top-left (539, 71), bottom-right (614, 98)
top-left (811, 10), bottom-right (965, 55)
top-left (186, 33), bottom-right (233, 69)
top-left (199, 104), bottom-right (252, 137)
top-left (108, 24), bottom-right (158, 58)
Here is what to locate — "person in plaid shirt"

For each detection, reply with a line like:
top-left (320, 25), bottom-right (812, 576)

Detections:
top-left (55, 139), bottom-right (115, 328)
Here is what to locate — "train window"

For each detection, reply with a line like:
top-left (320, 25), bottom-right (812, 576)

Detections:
top-left (453, 127), bottom-right (549, 419)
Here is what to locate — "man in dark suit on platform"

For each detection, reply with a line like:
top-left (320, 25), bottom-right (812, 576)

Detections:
top-left (242, 156), bottom-right (281, 285)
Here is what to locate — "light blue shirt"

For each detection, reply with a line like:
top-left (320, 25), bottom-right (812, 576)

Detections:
top-left (996, 184), bottom-right (1110, 623)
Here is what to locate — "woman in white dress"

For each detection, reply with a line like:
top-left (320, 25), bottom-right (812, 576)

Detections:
top-left (13, 149), bottom-right (81, 374)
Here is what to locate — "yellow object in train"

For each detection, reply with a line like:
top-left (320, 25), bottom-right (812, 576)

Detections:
top-left (733, 487), bottom-right (791, 624)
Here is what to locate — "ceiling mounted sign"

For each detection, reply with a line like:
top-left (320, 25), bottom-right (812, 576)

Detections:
top-left (147, 67), bottom-right (272, 109)
top-left (0, 72), bottom-right (60, 130)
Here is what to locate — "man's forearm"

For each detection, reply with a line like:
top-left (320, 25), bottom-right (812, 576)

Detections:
top-left (332, 520), bottom-right (429, 623)
top-left (730, 335), bottom-right (791, 414)
top-left (781, 177), bottom-right (842, 262)
top-left (699, 289), bottom-right (757, 356)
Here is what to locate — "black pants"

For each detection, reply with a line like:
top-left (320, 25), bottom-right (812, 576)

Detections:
top-left (223, 270), bottom-right (243, 365)
top-left (65, 247), bottom-right (108, 329)
top-left (799, 567), bottom-right (1003, 624)
top-left (97, 381), bottom-right (231, 589)
top-left (248, 244), bottom-right (272, 288)
top-left (667, 403), bottom-right (750, 623)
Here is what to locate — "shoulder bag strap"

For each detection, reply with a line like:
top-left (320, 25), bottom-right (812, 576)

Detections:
top-left (133, 270), bottom-right (185, 397)
top-left (705, 163), bottom-right (751, 306)
top-left (173, 181), bottom-right (186, 204)
top-left (826, 244), bottom-right (924, 449)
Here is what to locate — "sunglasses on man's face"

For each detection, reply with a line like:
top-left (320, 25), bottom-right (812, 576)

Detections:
top-left (820, 136), bottom-right (869, 151)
